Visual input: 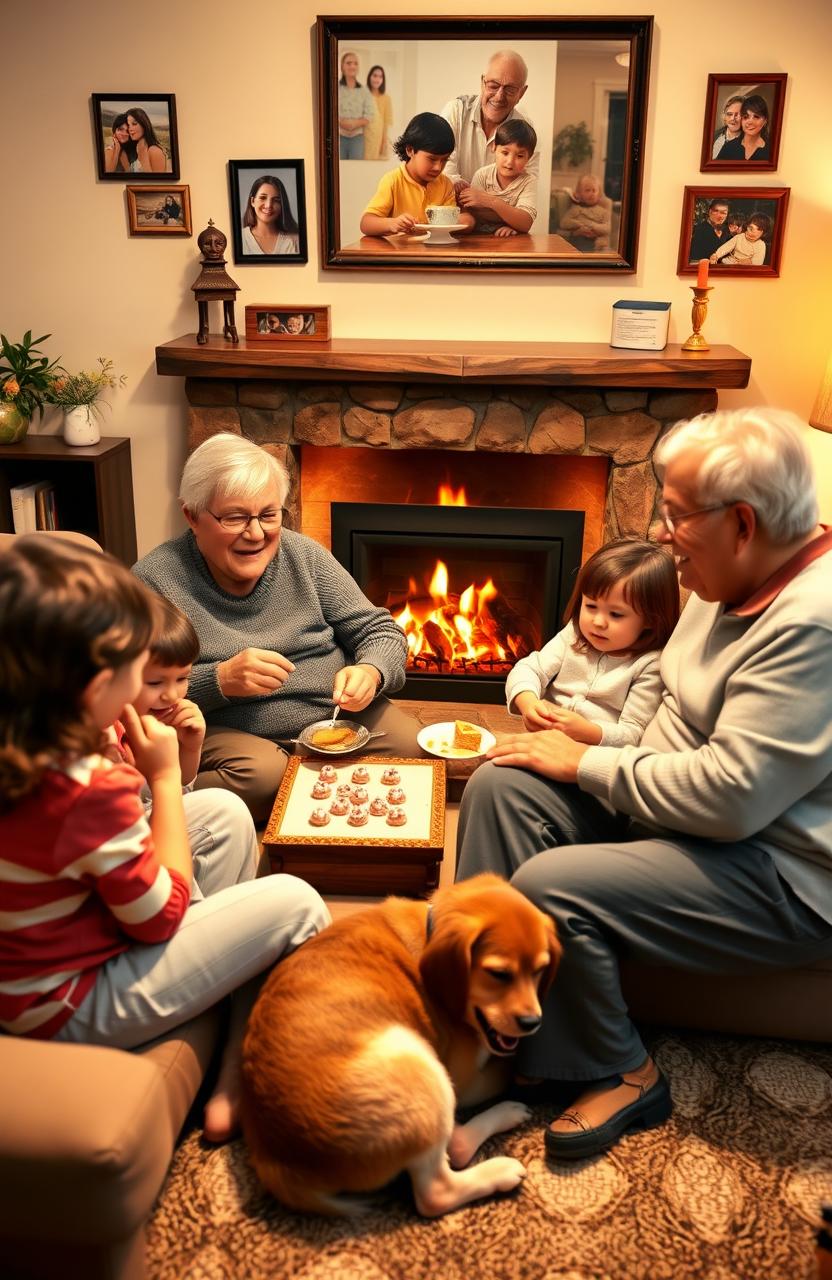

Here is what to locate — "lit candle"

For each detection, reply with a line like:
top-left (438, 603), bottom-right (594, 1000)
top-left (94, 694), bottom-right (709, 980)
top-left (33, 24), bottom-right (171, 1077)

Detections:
top-left (696, 258), bottom-right (709, 289)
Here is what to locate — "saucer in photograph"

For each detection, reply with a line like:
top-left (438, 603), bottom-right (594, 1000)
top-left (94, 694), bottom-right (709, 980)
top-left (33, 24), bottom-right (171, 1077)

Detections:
top-left (417, 722), bottom-right (496, 760)
top-left (413, 222), bottom-right (466, 243)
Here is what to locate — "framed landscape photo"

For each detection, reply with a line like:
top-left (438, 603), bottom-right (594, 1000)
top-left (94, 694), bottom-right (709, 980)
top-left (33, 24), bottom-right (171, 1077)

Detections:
top-left (700, 73), bottom-right (787, 172)
top-left (91, 93), bottom-right (179, 180)
top-left (228, 160), bottom-right (308, 265)
top-left (126, 184), bottom-right (192, 235)
top-left (677, 186), bottom-right (790, 279)
top-left (316, 14), bottom-right (654, 273)
top-left (245, 304), bottom-right (331, 344)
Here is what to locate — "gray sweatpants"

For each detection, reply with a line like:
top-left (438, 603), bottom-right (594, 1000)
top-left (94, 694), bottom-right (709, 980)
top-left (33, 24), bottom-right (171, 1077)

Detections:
top-left (456, 762), bottom-right (832, 1082)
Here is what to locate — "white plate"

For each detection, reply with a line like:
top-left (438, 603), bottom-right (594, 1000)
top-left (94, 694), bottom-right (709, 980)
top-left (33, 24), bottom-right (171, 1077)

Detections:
top-left (417, 721), bottom-right (496, 760)
top-left (412, 222), bottom-right (466, 242)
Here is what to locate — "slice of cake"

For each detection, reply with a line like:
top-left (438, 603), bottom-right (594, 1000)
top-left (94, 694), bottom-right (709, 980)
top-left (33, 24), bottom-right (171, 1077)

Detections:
top-left (453, 719), bottom-right (482, 752)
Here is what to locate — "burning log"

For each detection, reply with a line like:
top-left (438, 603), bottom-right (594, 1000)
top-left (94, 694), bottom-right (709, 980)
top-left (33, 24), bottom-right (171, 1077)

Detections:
top-left (422, 619), bottom-right (454, 662)
top-left (480, 597), bottom-right (536, 660)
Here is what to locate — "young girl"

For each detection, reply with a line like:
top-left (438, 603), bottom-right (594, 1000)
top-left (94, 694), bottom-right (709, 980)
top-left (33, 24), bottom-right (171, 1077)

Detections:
top-left (0, 536), bottom-right (329, 1142)
top-left (359, 111), bottom-right (475, 237)
top-left (710, 212), bottom-right (771, 268)
top-left (506, 539), bottom-right (680, 748)
top-left (241, 174), bottom-right (300, 256)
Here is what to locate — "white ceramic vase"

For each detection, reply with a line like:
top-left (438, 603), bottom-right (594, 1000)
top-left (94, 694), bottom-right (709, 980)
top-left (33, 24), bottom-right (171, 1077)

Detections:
top-left (63, 405), bottom-right (101, 447)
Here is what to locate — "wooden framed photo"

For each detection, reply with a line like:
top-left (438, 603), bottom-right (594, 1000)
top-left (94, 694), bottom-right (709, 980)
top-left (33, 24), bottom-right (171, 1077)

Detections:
top-left (245, 305), bottom-right (331, 344)
top-left (126, 184), bottom-right (191, 235)
top-left (91, 94), bottom-right (179, 180)
top-left (228, 160), bottom-right (308, 264)
top-left (316, 14), bottom-right (654, 274)
top-left (677, 186), bottom-right (790, 279)
top-left (700, 73), bottom-right (787, 172)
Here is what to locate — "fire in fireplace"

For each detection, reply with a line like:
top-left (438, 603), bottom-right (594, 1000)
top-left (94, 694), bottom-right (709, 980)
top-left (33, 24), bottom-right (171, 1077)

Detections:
top-left (331, 495), bottom-right (583, 704)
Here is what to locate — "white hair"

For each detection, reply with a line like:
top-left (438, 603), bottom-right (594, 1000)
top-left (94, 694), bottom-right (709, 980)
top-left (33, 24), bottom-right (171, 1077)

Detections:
top-left (654, 407), bottom-right (819, 543)
top-left (485, 50), bottom-right (528, 84)
top-left (179, 433), bottom-right (290, 514)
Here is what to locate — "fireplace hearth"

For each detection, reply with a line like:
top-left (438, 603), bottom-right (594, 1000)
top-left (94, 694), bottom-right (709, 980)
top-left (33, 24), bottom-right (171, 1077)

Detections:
top-left (332, 501), bottom-right (583, 703)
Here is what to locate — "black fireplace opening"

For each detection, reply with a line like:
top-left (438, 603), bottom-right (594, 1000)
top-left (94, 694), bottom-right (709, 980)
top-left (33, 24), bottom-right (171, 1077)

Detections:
top-left (331, 502), bottom-right (584, 704)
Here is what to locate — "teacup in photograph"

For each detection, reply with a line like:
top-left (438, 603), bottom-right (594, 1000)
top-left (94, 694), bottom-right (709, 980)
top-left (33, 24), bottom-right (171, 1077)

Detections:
top-left (426, 205), bottom-right (459, 226)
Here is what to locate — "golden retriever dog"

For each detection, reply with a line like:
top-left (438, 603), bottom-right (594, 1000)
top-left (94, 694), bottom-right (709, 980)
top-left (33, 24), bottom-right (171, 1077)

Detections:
top-left (240, 873), bottom-right (560, 1217)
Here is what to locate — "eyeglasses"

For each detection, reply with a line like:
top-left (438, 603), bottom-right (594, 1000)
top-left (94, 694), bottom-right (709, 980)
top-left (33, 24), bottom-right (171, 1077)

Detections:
top-left (206, 509), bottom-right (282, 533)
top-left (658, 502), bottom-right (732, 536)
top-left (481, 77), bottom-right (523, 100)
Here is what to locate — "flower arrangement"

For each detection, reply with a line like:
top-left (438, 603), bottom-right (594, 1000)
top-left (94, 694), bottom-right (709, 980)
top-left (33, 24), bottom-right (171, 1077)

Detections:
top-left (49, 357), bottom-right (127, 420)
top-left (0, 331), bottom-right (62, 421)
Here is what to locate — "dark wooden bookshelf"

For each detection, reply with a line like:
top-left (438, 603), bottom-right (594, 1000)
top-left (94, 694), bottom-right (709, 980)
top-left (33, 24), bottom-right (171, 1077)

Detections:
top-left (0, 436), bottom-right (137, 565)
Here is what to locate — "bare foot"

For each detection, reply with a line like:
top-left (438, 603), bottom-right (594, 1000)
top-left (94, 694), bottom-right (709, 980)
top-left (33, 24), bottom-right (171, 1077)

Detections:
top-left (203, 1061), bottom-right (242, 1144)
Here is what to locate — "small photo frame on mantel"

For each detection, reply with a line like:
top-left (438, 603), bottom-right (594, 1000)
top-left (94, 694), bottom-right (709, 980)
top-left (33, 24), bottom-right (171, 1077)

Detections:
top-left (677, 186), bottom-right (790, 278)
top-left (126, 184), bottom-right (192, 235)
top-left (700, 73), bottom-right (787, 171)
top-left (245, 305), bottom-right (331, 344)
top-left (91, 94), bottom-right (179, 180)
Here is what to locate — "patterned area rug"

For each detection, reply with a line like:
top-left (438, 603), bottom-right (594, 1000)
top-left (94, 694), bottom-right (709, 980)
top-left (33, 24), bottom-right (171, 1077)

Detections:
top-left (147, 1032), bottom-right (832, 1279)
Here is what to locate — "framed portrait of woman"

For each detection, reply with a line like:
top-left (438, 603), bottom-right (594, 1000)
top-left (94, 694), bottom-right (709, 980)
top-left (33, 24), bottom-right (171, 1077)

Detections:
top-left (228, 160), bottom-right (309, 265)
top-left (700, 74), bottom-right (787, 172)
top-left (91, 94), bottom-right (179, 181)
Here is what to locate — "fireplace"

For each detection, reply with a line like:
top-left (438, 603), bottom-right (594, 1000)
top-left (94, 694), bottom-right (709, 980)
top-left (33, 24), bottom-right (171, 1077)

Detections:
top-left (331, 500), bottom-right (583, 704)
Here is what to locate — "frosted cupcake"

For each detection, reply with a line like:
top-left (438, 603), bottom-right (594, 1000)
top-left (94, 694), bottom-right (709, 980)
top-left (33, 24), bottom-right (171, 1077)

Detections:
top-left (336, 783), bottom-right (353, 799)
top-left (369, 796), bottom-right (389, 817)
top-left (311, 781), bottom-right (331, 799)
top-left (347, 804), bottom-right (369, 827)
top-left (309, 807), bottom-right (330, 827)
top-left (351, 766), bottom-right (370, 784)
top-left (387, 786), bottom-right (406, 805)
top-left (319, 765), bottom-right (337, 783)
top-left (380, 766), bottom-right (401, 786)
top-left (387, 806), bottom-right (407, 827)
top-left (329, 797), bottom-right (349, 816)
top-left (351, 786), bottom-right (369, 805)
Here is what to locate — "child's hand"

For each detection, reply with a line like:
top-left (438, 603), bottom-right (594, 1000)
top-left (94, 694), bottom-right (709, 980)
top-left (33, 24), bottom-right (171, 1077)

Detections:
top-left (391, 213), bottom-right (417, 234)
top-left (709, 253), bottom-right (718, 264)
top-left (121, 704), bottom-right (181, 785)
top-left (494, 225), bottom-right (518, 237)
top-left (545, 707), bottom-right (603, 745)
top-left (514, 693), bottom-right (560, 732)
top-left (166, 698), bottom-right (206, 752)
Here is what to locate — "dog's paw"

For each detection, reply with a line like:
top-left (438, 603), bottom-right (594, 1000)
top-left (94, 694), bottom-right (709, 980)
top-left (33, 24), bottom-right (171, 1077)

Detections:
top-left (488, 1156), bottom-right (528, 1193)
top-left (490, 1100), bottom-right (532, 1131)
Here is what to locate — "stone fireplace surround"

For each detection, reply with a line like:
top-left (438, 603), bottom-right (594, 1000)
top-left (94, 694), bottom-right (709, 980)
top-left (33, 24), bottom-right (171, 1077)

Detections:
top-left (158, 337), bottom-right (751, 543)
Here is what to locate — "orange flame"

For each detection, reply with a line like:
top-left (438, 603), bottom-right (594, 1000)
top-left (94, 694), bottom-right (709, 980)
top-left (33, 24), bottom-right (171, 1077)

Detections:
top-left (392, 558), bottom-right (521, 673)
top-left (438, 484), bottom-right (468, 506)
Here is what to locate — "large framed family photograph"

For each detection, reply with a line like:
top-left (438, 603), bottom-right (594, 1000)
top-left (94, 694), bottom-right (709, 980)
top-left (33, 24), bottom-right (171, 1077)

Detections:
top-left (677, 186), bottom-right (790, 279)
top-left (317, 14), bottom-right (653, 273)
top-left (700, 73), bottom-right (787, 172)
top-left (91, 94), bottom-right (179, 180)
top-left (228, 160), bottom-right (309, 265)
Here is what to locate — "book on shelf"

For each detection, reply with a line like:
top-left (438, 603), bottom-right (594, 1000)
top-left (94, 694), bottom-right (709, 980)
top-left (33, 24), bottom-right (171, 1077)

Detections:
top-left (10, 481), bottom-right (57, 533)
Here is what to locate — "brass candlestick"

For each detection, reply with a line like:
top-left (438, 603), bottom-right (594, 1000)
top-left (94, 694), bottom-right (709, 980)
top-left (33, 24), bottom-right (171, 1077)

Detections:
top-left (682, 285), bottom-right (712, 352)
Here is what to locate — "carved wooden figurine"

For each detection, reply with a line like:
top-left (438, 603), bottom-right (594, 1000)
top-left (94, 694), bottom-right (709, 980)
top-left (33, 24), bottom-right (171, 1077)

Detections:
top-left (191, 220), bottom-right (240, 344)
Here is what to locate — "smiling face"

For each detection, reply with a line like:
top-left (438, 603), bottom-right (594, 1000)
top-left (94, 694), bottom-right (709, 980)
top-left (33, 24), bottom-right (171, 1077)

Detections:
top-left (113, 121), bottom-right (129, 143)
top-left (285, 314), bottom-right (304, 334)
top-left (185, 481), bottom-right (283, 596)
top-left (708, 203), bottom-right (729, 228)
top-left (495, 141), bottom-right (530, 183)
top-left (578, 582), bottom-right (646, 654)
top-left (85, 651), bottom-right (149, 731)
top-left (126, 114), bottom-right (144, 141)
top-left (745, 221), bottom-right (765, 242)
top-left (657, 448), bottom-right (737, 602)
top-left (132, 660), bottom-right (192, 720)
top-left (741, 108), bottom-right (767, 139)
top-left (368, 67), bottom-right (384, 92)
top-left (341, 52), bottom-right (359, 81)
top-left (251, 182), bottom-right (281, 226)
top-left (723, 101), bottom-right (742, 135)
top-left (480, 54), bottom-right (527, 129)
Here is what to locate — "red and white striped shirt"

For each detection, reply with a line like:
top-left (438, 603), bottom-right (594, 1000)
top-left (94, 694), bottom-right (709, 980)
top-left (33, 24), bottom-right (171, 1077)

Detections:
top-left (0, 753), bottom-right (190, 1038)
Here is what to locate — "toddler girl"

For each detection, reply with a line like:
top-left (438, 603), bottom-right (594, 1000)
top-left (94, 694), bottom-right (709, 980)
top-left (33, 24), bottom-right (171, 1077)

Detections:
top-left (0, 536), bottom-right (329, 1142)
top-left (710, 212), bottom-right (771, 267)
top-left (506, 539), bottom-right (680, 748)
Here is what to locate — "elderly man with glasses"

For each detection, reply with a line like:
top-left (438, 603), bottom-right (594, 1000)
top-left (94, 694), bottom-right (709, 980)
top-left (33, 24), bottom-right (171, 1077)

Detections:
top-left (441, 49), bottom-right (539, 190)
top-left (134, 433), bottom-right (416, 821)
top-left (456, 406), bottom-right (832, 1163)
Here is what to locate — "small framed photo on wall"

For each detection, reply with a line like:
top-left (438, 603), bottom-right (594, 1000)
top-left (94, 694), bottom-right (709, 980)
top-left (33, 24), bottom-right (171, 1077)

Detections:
top-left (126, 184), bottom-right (192, 235)
top-left (228, 160), bottom-right (308, 264)
top-left (677, 186), bottom-right (790, 278)
top-left (700, 73), bottom-right (787, 171)
top-left (245, 305), bottom-right (331, 344)
top-left (91, 94), bottom-right (179, 180)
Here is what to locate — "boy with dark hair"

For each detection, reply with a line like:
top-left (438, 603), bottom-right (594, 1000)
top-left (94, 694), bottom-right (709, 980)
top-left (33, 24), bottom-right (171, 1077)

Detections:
top-left (458, 117), bottom-right (538, 236)
top-left (359, 112), bottom-right (475, 237)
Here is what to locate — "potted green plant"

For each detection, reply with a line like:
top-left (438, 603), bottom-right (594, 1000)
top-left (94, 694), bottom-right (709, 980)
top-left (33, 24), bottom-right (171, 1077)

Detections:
top-left (49, 357), bottom-right (127, 446)
top-left (0, 331), bottom-right (62, 445)
top-left (552, 121), bottom-right (595, 169)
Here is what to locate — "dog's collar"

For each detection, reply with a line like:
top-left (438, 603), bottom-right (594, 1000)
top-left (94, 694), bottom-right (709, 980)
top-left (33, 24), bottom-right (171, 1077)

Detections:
top-left (426, 905), bottom-right (434, 940)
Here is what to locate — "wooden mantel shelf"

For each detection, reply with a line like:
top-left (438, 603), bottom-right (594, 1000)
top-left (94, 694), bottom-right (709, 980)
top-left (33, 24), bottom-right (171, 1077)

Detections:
top-left (156, 335), bottom-right (751, 389)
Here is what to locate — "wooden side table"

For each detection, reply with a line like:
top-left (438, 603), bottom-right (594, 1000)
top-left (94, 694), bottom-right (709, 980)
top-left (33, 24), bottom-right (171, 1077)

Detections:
top-left (263, 756), bottom-right (446, 897)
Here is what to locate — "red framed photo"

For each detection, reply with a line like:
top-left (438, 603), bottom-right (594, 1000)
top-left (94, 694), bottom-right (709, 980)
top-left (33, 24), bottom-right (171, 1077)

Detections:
top-left (700, 73), bottom-right (787, 172)
top-left (677, 186), bottom-right (789, 279)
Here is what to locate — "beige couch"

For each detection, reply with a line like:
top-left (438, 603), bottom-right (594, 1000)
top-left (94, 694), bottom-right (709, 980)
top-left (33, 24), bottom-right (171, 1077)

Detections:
top-left (0, 531), bottom-right (223, 1280)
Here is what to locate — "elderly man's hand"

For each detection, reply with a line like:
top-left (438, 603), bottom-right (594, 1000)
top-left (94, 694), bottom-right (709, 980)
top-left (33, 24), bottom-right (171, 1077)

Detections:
top-left (486, 729), bottom-right (589, 783)
top-left (218, 648), bottom-right (295, 699)
top-left (333, 663), bottom-right (381, 713)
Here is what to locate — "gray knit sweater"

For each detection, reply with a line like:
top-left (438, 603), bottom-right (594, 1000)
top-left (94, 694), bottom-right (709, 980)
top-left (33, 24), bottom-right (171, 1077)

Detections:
top-left (134, 530), bottom-right (407, 739)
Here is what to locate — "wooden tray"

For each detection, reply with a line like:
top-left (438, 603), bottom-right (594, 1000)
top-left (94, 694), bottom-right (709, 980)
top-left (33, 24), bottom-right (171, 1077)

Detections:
top-left (263, 756), bottom-right (446, 897)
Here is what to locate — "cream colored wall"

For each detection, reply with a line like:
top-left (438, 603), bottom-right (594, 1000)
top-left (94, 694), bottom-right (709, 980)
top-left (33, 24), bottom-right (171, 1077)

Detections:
top-left (3, 0), bottom-right (831, 554)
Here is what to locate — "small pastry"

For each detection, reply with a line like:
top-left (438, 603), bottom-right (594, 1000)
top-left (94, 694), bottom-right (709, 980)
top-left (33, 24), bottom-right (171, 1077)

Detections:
top-left (386, 806), bottom-right (407, 827)
top-left (351, 766), bottom-right (370, 784)
top-left (319, 765), bottom-right (337, 783)
top-left (347, 804), bottom-right (369, 827)
top-left (380, 766), bottom-right (400, 786)
top-left (311, 781), bottom-right (331, 799)
top-left (309, 807), bottom-right (330, 827)
top-left (336, 783), bottom-right (353, 799)
top-left (369, 796), bottom-right (388, 817)
top-left (351, 785), bottom-right (368, 805)
top-left (329, 797), bottom-right (349, 816)
top-left (387, 786), bottom-right (406, 805)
